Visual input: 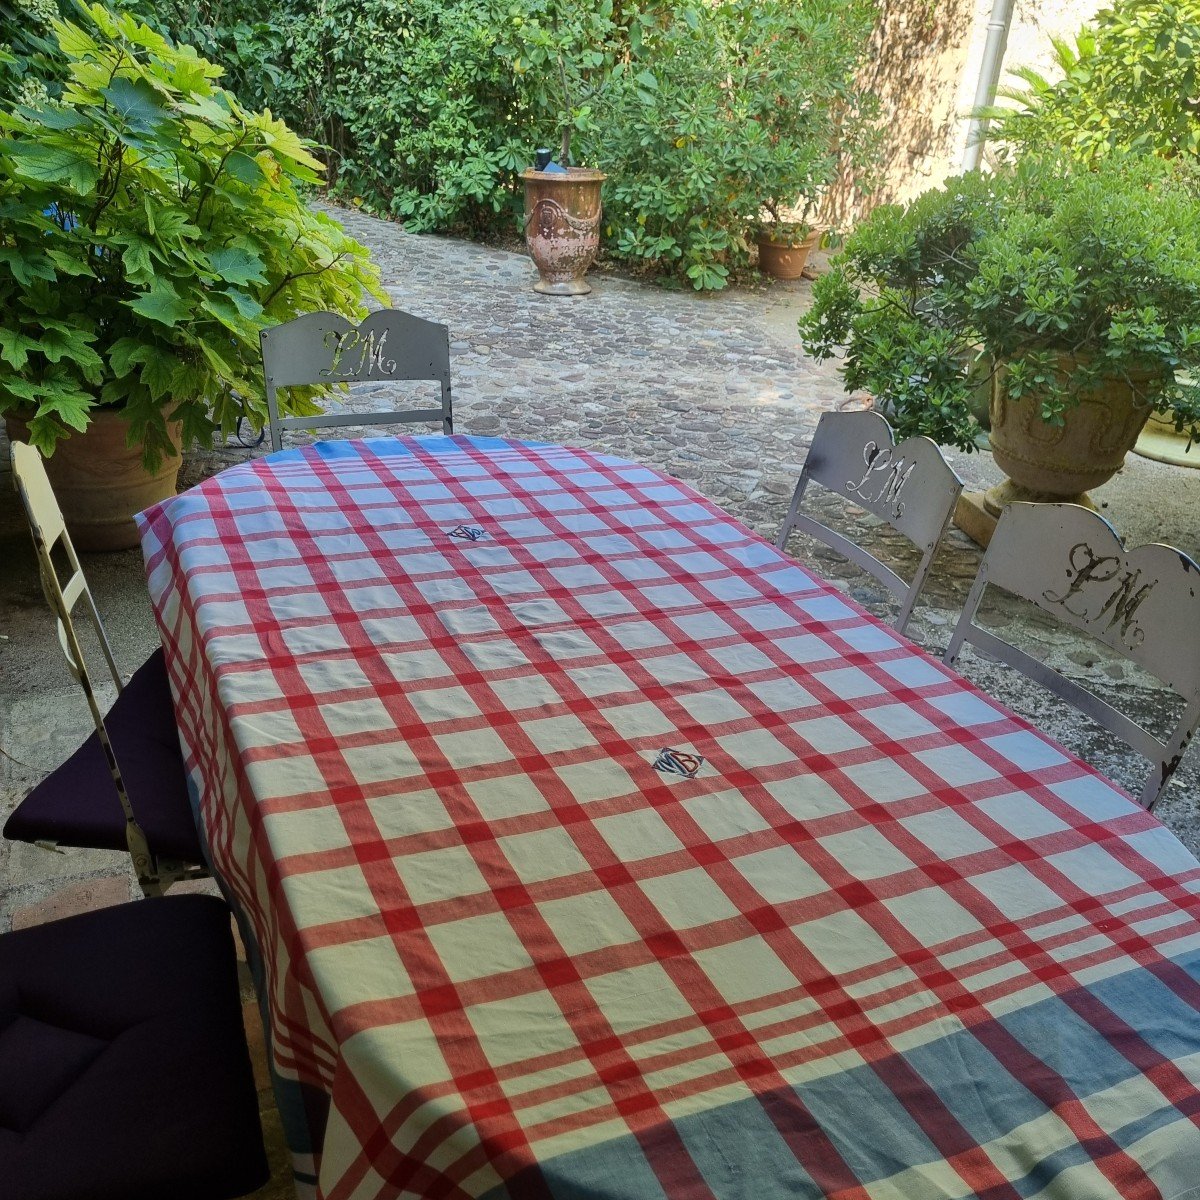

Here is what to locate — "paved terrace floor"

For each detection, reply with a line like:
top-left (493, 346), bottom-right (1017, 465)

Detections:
top-left (3, 201), bottom-right (1200, 1192)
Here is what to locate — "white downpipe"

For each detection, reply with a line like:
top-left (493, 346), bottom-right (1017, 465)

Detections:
top-left (961, 0), bottom-right (1017, 171)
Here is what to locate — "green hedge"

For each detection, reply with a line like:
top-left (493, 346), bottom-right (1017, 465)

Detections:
top-left (113, 0), bottom-right (877, 289)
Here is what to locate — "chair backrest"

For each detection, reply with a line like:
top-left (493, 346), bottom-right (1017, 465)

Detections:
top-left (776, 409), bottom-right (963, 633)
top-left (943, 501), bottom-right (1200, 810)
top-left (9, 442), bottom-right (155, 878)
top-left (260, 308), bottom-right (453, 452)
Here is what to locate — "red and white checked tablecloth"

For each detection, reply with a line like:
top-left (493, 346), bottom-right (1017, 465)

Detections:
top-left (138, 436), bottom-right (1200, 1200)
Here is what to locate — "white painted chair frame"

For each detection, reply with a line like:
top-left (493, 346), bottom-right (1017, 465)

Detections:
top-left (10, 442), bottom-right (206, 895)
top-left (776, 410), bottom-right (964, 634)
top-left (944, 501), bottom-right (1200, 810)
top-left (261, 309), bottom-right (453, 452)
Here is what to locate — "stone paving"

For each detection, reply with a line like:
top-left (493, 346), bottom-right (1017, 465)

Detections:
top-left (3, 206), bottom-right (1200, 1188)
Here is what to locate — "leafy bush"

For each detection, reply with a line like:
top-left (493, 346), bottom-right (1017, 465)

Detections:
top-left (0, 2), bottom-right (383, 466)
top-left (799, 156), bottom-right (1200, 450)
top-left (590, 0), bottom-right (878, 290)
top-left (981, 0), bottom-right (1200, 162)
top-left (132, 0), bottom-right (879, 289)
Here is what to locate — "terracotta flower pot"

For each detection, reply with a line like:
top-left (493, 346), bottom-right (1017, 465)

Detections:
top-left (5, 409), bottom-right (184, 551)
top-left (983, 356), bottom-right (1159, 516)
top-left (521, 167), bottom-right (606, 296)
top-left (757, 229), bottom-right (819, 281)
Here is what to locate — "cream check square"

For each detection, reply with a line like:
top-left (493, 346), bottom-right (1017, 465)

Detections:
top-left (280, 623), bottom-right (350, 657)
top-left (708, 643), bottom-right (775, 674)
top-left (841, 759), bottom-right (927, 804)
top-left (608, 621), bottom-right (672, 651)
top-left (285, 863), bottom-right (374, 930)
top-left (764, 775), bottom-right (853, 819)
top-left (745, 676), bottom-right (816, 715)
top-left (564, 663), bottom-right (635, 698)
top-left (792, 909), bottom-right (896, 974)
top-left (883, 888), bottom-right (984, 949)
top-left (262, 804), bottom-right (351, 859)
top-left (645, 653), bottom-right (708, 685)
top-left (521, 714), bottom-right (597, 755)
top-left (320, 696), bottom-right (395, 738)
top-left (692, 937), bottom-right (798, 1004)
top-left (244, 753), bottom-right (323, 801)
top-left (362, 616), bottom-right (426, 647)
top-left (859, 703), bottom-right (941, 740)
top-left (434, 727), bottom-right (514, 768)
top-left (537, 890), bottom-right (642, 955)
top-left (676, 689), bottom-right (751, 726)
top-left (308, 936), bottom-right (414, 1015)
top-left (1044, 844), bottom-right (1143, 895)
top-left (366, 789), bottom-right (454, 839)
top-left (639, 868), bottom-right (740, 929)
top-left (407, 685), bottom-right (483, 724)
top-left (554, 759), bottom-right (636, 805)
top-left (732, 845), bottom-right (826, 904)
top-left (600, 700), bottom-right (677, 742)
top-left (486, 569), bottom-right (541, 596)
top-left (532, 628), bottom-right (603, 660)
top-left (460, 637), bottom-right (532, 672)
top-left (576, 591), bottom-right (639, 618)
top-left (464, 773), bottom-right (551, 819)
top-left (681, 789), bottom-right (772, 841)
top-left (791, 716), bottom-right (868, 754)
top-left (584, 961), bottom-right (694, 1036)
top-left (425, 911), bottom-right (534, 982)
top-left (393, 844), bottom-right (489, 905)
top-left (510, 598), bottom-right (572, 628)
top-left (671, 611), bottom-right (736, 641)
top-left (718, 727), bottom-right (795, 768)
top-left (237, 708), bottom-right (304, 750)
top-left (341, 741), bottom-right (425, 786)
top-left (488, 673), bottom-right (563, 712)
top-left (776, 634), bottom-right (837, 666)
top-left (594, 808), bottom-right (685, 861)
top-left (898, 809), bottom-right (997, 860)
top-left (498, 827), bottom-right (591, 883)
top-left (438, 607), bottom-right (502, 637)
top-left (297, 658), bottom-right (373, 696)
top-left (817, 826), bottom-right (915, 882)
top-left (973, 792), bottom-right (1069, 837)
top-left (467, 989), bottom-right (582, 1069)
top-left (970, 864), bottom-right (1069, 921)
top-left (382, 648), bottom-right (454, 683)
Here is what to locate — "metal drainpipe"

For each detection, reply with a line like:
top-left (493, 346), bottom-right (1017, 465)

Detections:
top-left (961, 0), bottom-right (1017, 171)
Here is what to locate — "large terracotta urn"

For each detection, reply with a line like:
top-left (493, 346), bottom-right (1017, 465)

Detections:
top-left (982, 357), bottom-right (1159, 516)
top-left (5, 409), bottom-right (184, 551)
top-left (520, 167), bottom-right (606, 296)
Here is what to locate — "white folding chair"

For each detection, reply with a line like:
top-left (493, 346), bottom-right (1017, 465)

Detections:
top-left (7, 441), bottom-right (207, 895)
top-left (944, 502), bottom-right (1200, 810)
top-left (777, 409), bottom-right (963, 633)
top-left (261, 308), bottom-right (453, 451)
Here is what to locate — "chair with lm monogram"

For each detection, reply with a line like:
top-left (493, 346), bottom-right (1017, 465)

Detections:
top-left (261, 308), bottom-right (453, 451)
top-left (776, 408), bottom-right (964, 634)
top-left (944, 501), bottom-right (1200, 810)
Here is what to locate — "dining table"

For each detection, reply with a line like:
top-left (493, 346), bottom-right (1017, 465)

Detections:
top-left (137, 434), bottom-right (1200, 1200)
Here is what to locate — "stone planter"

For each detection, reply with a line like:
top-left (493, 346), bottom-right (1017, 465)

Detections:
top-left (520, 167), bottom-right (606, 296)
top-left (981, 357), bottom-right (1158, 517)
top-left (756, 230), bottom-right (819, 281)
top-left (5, 409), bottom-right (184, 551)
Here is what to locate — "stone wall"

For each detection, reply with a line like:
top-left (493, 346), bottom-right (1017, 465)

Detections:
top-left (822, 0), bottom-right (1106, 227)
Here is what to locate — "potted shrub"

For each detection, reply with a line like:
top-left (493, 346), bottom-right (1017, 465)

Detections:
top-left (799, 155), bottom-right (1200, 517)
top-left (498, 8), bottom-right (616, 295)
top-left (755, 211), bottom-right (820, 281)
top-left (0, 2), bottom-right (383, 549)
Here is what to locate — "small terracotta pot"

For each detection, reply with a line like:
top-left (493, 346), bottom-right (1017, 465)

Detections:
top-left (984, 356), bottom-right (1159, 514)
top-left (757, 230), bottom-right (819, 281)
top-left (5, 409), bottom-right (184, 551)
top-left (521, 167), bottom-right (606, 296)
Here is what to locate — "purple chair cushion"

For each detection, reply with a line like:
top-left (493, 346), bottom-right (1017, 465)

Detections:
top-left (0, 894), bottom-right (269, 1200)
top-left (3, 648), bottom-right (202, 862)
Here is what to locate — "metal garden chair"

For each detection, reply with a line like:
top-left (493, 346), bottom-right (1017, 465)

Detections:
top-left (944, 502), bottom-right (1200, 810)
top-left (776, 409), bottom-right (963, 634)
top-left (261, 308), bottom-right (453, 451)
top-left (4, 442), bottom-right (206, 896)
top-left (0, 893), bottom-right (269, 1200)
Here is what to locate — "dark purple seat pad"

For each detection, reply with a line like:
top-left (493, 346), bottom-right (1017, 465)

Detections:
top-left (0, 894), bottom-right (269, 1200)
top-left (4, 647), bottom-right (202, 862)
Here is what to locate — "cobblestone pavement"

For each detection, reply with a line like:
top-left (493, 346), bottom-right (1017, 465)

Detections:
top-left (4, 199), bottom-right (1200, 936)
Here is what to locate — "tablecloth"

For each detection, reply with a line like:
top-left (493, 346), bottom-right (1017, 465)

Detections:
top-left (137, 435), bottom-right (1200, 1200)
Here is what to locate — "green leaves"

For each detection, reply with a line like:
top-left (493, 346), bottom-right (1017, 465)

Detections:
top-left (0, 0), bottom-right (382, 467)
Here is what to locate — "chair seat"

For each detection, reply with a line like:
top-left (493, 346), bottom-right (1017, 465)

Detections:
top-left (0, 894), bottom-right (269, 1200)
top-left (3, 647), bottom-right (202, 862)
